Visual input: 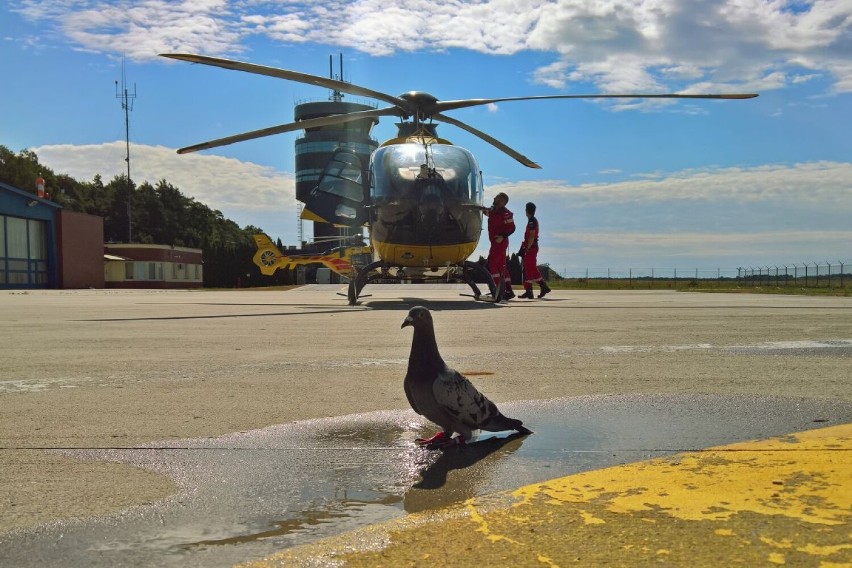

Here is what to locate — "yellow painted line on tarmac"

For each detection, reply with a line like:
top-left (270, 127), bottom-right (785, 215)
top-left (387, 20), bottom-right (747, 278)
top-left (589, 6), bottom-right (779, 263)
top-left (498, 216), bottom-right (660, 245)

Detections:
top-left (240, 423), bottom-right (852, 567)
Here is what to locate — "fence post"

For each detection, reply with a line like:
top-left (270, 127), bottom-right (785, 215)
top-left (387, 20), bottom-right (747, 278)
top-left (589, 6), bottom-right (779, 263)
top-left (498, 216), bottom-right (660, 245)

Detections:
top-left (841, 262), bottom-right (845, 288)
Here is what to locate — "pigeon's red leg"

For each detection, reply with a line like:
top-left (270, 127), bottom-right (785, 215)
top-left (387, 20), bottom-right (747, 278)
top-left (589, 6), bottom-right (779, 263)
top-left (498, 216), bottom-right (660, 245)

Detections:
top-left (415, 431), bottom-right (449, 446)
top-left (428, 434), bottom-right (466, 449)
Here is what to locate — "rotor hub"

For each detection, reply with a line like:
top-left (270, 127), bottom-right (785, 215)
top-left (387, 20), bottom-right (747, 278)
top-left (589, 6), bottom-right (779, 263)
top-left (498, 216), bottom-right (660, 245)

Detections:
top-left (398, 91), bottom-right (439, 116)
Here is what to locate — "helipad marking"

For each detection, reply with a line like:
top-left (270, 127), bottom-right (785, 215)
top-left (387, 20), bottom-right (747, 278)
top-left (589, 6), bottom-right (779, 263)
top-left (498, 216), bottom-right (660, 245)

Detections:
top-left (243, 423), bottom-right (852, 567)
top-left (511, 423), bottom-right (851, 526)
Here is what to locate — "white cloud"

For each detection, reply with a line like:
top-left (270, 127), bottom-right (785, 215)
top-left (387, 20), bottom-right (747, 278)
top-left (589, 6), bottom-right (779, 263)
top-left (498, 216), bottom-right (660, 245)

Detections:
top-left (11, 0), bottom-right (852, 94)
top-left (488, 161), bottom-right (852, 208)
top-left (486, 161), bottom-right (852, 269)
top-left (542, 229), bottom-right (852, 273)
top-left (31, 142), bottom-right (298, 239)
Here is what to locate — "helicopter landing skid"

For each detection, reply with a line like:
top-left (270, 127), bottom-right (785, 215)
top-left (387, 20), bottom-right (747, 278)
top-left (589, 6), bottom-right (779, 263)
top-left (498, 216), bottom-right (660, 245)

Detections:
top-left (345, 260), bottom-right (503, 306)
top-left (460, 260), bottom-right (504, 303)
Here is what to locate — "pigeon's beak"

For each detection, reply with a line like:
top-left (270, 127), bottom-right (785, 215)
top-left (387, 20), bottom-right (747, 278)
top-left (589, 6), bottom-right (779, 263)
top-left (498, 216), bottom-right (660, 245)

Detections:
top-left (401, 315), bottom-right (413, 329)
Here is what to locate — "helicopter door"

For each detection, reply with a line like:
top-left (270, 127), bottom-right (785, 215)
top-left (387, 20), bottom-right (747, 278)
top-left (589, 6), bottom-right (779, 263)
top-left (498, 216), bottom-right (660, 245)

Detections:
top-left (303, 150), bottom-right (368, 227)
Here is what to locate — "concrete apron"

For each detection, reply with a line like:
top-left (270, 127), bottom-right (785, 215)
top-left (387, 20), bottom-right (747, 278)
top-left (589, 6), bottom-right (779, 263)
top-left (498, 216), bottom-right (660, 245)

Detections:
top-left (1, 394), bottom-right (850, 568)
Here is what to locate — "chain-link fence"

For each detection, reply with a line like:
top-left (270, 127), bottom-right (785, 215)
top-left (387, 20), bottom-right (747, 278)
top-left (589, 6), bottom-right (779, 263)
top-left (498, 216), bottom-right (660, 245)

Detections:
top-left (737, 262), bottom-right (848, 288)
top-left (553, 260), bottom-right (850, 289)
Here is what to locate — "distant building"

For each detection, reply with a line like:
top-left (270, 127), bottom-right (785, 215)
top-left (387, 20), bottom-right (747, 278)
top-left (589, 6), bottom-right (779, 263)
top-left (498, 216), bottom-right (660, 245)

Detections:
top-left (1, 180), bottom-right (103, 289)
top-left (104, 244), bottom-right (202, 289)
top-left (2, 180), bottom-right (203, 290)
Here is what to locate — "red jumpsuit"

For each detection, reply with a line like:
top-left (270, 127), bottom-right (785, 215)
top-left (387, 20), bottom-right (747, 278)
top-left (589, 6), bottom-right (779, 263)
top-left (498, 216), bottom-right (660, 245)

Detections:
top-left (522, 215), bottom-right (542, 288)
top-left (486, 205), bottom-right (514, 288)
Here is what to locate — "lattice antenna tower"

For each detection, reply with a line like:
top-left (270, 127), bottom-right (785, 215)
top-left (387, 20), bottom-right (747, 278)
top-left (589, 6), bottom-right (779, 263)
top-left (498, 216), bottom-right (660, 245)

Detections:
top-left (115, 57), bottom-right (137, 242)
top-left (297, 204), bottom-right (304, 246)
top-left (329, 53), bottom-right (344, 102)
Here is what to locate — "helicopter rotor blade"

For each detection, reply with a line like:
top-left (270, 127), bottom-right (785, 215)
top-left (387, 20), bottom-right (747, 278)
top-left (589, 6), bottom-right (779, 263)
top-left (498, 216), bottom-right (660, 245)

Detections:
top-left (433, 113), bottom-right (541, 169)
top-left (160, 53), bottom-right (410, 110)
top-left (177, 107), bottom-right (402, 154)
top-left (433, 92), bottom-right (759, 113)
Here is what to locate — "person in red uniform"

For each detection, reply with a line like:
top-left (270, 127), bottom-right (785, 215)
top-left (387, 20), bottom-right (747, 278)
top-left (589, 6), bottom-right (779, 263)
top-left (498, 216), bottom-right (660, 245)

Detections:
top-left (518, 201), bottom-right (551, 299)
top-left (483, 192), bottom-right (515, 300)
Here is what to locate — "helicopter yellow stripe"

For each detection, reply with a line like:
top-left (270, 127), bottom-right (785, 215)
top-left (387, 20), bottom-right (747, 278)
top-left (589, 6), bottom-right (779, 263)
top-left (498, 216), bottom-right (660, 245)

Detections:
top-left (372, 239), bottom-right (478, 267)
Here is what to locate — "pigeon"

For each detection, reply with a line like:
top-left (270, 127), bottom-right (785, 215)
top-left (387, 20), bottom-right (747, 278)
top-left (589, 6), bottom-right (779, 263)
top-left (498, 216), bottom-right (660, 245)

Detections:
top-left (401, 305), bottom-right (532, 448)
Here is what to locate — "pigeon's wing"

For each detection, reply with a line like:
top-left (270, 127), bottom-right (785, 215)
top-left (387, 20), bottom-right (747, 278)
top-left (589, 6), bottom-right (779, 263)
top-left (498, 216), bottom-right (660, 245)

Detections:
top-left (403, 376), bottom-right (421, 415)
top-left (432, 369), bottom-right (499, 429)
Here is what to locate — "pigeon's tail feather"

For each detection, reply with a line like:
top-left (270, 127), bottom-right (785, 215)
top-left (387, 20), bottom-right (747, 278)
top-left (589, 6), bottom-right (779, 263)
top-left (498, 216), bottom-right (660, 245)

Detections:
top-left (485, 413), bottom-right (533, 435)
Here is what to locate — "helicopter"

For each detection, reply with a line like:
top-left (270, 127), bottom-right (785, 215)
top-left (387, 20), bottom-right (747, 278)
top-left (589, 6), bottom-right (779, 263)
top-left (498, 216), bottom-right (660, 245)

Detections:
top-left (160, 53), bottom-right (757, 305)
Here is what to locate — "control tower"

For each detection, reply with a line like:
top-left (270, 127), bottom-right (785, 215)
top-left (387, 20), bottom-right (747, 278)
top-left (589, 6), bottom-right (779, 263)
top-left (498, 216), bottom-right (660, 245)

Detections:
top-left (294, 55), bottom-right (379, 246)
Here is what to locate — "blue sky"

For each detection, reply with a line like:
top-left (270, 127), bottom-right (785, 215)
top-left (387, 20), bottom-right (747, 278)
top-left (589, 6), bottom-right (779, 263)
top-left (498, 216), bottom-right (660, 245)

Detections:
top-left (1, 0), bottom-right (850, 274)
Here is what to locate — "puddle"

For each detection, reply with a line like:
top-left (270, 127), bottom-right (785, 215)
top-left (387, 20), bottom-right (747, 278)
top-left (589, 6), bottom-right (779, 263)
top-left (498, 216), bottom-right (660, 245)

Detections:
top-left (2, 394), bottom-right (851, 567)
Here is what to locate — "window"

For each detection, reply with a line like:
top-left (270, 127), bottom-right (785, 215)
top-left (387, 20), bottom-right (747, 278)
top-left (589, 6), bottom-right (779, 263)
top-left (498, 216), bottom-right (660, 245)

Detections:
top-left (295, 141), bottom-right (375, 156)
top-left (0, 216), bottom-right (5, 284)
top-left (28, 220), bottom-right (46, 261)
top-left (370, 145), bottom-right (481, 200)
top-left (6, 217), bottom-right (27, 258)
top-left (1, 217), bottom-right (48, 287)
top-left (125, 262), bottom-right (134, 279)
top-left (148, 262), bottom-right (156, 280)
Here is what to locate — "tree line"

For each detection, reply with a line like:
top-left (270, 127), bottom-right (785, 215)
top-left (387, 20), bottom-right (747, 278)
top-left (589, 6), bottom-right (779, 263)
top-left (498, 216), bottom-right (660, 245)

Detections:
top-left (0, 145), bottom-right (290, 287)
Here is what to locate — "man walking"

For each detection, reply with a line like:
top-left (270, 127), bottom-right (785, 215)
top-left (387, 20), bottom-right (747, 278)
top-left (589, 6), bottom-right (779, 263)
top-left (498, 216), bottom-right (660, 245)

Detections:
top-left (518, 202), bottom-right (551, 299)
top-left (483, 192), bottom-right (515, 300)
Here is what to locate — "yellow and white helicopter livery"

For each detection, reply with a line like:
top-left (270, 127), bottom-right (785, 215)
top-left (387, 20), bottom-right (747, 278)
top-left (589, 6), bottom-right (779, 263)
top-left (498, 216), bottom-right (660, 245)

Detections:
top-left (162, 53), bottom-right (756, 304)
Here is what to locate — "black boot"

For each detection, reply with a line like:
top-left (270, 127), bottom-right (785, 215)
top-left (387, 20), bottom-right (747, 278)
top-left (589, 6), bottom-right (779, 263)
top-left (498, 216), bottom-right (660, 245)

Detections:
top-left (538, 281), bottom-right (551, 298)
top-left (503, 287), bottom-right (515, 301)
top-left (518, 288), bottom-right (534, 299)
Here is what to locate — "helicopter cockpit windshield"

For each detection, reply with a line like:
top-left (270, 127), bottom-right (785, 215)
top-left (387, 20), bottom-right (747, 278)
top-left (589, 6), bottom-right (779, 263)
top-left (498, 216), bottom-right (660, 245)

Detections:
top-left (369, 144), bottom-right (484, 247)
top-left (370, 144), bottom-right (482, 203)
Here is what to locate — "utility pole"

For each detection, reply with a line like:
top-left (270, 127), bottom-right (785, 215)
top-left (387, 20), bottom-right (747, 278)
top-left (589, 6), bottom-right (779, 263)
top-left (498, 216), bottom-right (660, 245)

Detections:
top-left (115, 57), bottom-right (136, 243)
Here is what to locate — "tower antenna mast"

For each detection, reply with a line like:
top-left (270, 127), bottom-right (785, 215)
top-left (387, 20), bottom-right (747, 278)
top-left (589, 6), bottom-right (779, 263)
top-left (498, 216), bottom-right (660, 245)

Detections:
top-left (115, 57), bottom-right (137, 242)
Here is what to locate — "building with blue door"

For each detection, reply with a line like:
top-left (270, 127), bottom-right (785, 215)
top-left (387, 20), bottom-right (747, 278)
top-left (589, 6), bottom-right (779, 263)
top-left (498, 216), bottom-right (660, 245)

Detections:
top-left (0, 181), bottom-right (62, 288)
top-left (0, 181), bottom-right (104, 289)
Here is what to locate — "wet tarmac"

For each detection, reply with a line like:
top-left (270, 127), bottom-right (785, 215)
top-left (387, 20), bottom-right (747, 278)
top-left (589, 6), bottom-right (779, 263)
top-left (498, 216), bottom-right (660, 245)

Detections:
top-left (2, 393), bottom-right (851, 567)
